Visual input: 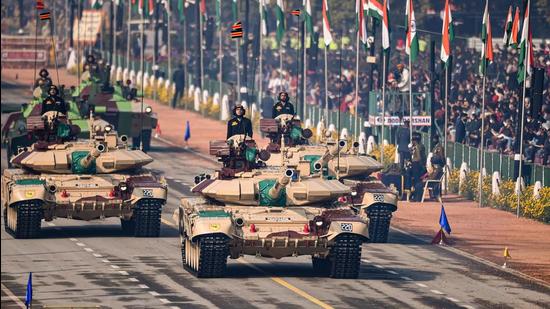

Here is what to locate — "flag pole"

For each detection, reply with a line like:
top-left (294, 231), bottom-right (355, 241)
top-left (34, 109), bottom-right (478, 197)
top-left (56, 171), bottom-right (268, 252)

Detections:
top-left (218, 7), bottom-right (222, 102)
top-left (517, 38), bottom-right (528, 218)
top-left (354, 30), bottom-right (359, 141)
top-left (381, 51), bottom-right (386, 164)
top-left (324, 44), bottom-right (328, 124)
top-left (167, 4), bottom-right (172, 80)
top-left (478, 60), bottom-right (487, 208)
top-left (259, 3), bottom-right (263, 114)
top-left (408, 50), bottom-right (412, 143)
top-left (50, 11), bottom-right (61, 86)
top-left (302, 15), bottom-right (307, 121)
top-left (199, 5), bottom-right (204, 91)
top-left (113, 0), bottom-right (117, 68)
top-left (236, 37), bottom-right (241, 104)
top-left (279, 41), bottom-right (283, 92)
top-left (77, 0), bottom-right (81, 86)
top-left (140, 8), bottom-right (145, 151)
top-left (126, 0), bottom-right (130, 71)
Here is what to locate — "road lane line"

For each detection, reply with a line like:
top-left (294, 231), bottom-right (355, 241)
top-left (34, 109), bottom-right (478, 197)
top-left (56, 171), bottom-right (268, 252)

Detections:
top-left (84, 248), bottom-right (94, 252)
top-left (70, 238), bottom-right (78, 241)
top-left (415, 283), bottom-right (428, 288)
top-left (386, 270), bottom-right (399, 275)
top-left (138, 284), bottom-right (149, 289)
top-left (128, 278), bottom-right (139, 282)
top-left (101, 259), bottom-right (110, 263)
top-left (118, 271), bottom-right (129, 276)
top-left (446, 297), bottom-right (460, 302)
top-left (400, 276), bottom-right (413, 281)
top-left (92, 253), bottom-right (103, 258)
top-left (159, 298), bottom-right (170, 304)
top-left (237, 259), bottom-right (334, 309)
top-left (1, 283), bottom-right (26, 309)
top-left (149, 291), bottom-right (160, 296)
top-left (430, 289), bottom-right (444, 295)
top-left (76, 242), bottom-right (85, 247)
top-left (110, 265), bottom-right (120, 269)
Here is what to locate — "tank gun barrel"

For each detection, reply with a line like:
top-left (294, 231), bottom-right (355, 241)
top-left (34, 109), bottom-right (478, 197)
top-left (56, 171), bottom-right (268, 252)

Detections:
top-left (314, 140), bottom-right (347, 171)
top-left (79, 144), bottom-right (105, 168)
top-left (268, 169), bottom-right (294, 199)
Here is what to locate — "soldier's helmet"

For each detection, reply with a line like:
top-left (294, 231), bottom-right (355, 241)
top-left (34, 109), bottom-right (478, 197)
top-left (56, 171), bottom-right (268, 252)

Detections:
top-left (48, 85), bottom-right (59, 96)
top-left (278, 91), bottom-right (289, 102)
top-left (232, 104), bottom-right (246, 116)
top-left (39, 68), bottom-right (49, 78)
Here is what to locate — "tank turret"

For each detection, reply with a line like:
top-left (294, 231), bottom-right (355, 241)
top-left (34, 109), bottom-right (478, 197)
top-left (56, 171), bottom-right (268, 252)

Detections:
top-left (77, 144), bottom-right (104, 169)
top-left (314, 140), bottom-right (347, 171)
top-left (268, 169), bottom-right (293, 200)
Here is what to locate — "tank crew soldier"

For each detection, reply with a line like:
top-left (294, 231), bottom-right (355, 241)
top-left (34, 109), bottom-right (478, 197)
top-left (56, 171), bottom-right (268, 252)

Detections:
top-left (272, 91), bottom-right (295, 118)
top-left (227, 104), bottom-right (253, 139)
top-left (41, 86), bottom-right (67, 115)
top-left (83, 54), bottom-right (100, 77)
top-left (34, 68), bottom-right (53, 89)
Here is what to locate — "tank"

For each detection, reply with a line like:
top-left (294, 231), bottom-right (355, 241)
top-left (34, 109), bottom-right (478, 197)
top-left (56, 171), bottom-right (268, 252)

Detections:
top-left (1, 114), bottom-right (167, 239)
top-left (260, 114), bottom-right (398, 243)
top-left (178, 136), bottom-right (369, 278)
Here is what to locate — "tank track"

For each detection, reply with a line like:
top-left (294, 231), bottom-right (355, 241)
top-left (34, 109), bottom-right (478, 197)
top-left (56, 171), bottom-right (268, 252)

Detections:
top-left (183, 235), bottom-right (229, 278)
top-left (120, 219), bottom-right (136, 235)
top-left (365, 204), bottom-right (395, 243)
top-left (312, 257), bottom-right (331, 276)
top-left (133, 199), bottom-right (163, 237)
top-left (5, 200), bottom-right (43, 239)
top-left (328, 234), bottom-right (362, 279)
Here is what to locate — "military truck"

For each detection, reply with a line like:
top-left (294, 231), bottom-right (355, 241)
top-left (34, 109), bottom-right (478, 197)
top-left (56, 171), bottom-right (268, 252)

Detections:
top-left (260, 114), bottom-right (398, 243)
top-left (178, 134), bottom-right (369, 278)
top-left (2, 112), bottom-right (167, 238)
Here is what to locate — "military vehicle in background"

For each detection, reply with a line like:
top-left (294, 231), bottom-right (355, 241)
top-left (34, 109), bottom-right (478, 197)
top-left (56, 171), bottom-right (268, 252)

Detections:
top-left (178, 134), bottom-right (370, 278)
top-left (260, 114), bottom-right (398, 243)
top-left (2, 111), bottom-right (167, 239)
top-left (2, 66), bottom-right (157, 164)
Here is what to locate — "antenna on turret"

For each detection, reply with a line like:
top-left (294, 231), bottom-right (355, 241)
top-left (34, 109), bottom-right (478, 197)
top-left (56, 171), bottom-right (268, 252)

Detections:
top-left (336, 29), bottom-right (344, 180)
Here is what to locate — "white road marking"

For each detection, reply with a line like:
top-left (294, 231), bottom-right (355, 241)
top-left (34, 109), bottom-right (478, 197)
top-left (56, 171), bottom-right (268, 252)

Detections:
top-left (373, 264), bottom-right (384, 269)
top-left (76, 242), bottom-right (85, 247)
top-left (415, 283), bottom-right (428, 288)
top-left (118, 271), bottom-right (129, 276)
top-left (101, 259), bottom-right (110, 263)
top-left (400, 276), bottom-right (413, 281)
top-left (84, 248), bottom-right (94, 252)
top-left (462, 305), bottom-right (476, 309)
top-left (138, 284), bottom-right (149, 289)
top-left (361, 259), bottom-right (371, 263)
top-left (386, 270), bottom-right (399, 275)
top-left (446, 297), bottom-right (460, 303)
top-left (92, 253), bottom-right (103, 258)
top-left (128, 278), bottom-right (139, 282)
top-left (430, 289), bottom-right (444, 295)
top-left (159, 298), bottom-right (170, 304)
top-left (149, 291), bottom-right (160, 296)
top-left (110, 265), bottom-right (120, 269)
top-left (70, 238), bottom-right (78, 241)
top-left (1, 283), bottom-right (26, 309)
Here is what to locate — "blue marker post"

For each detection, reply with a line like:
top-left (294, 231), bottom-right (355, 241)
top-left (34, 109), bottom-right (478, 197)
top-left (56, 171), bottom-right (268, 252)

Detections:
top-left (25, 272), bottom-right (32, 308)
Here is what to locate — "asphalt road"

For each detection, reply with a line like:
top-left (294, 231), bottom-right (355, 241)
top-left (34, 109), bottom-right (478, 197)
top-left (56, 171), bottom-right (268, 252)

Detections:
top-left (2, 86), bottom-right (550, 309)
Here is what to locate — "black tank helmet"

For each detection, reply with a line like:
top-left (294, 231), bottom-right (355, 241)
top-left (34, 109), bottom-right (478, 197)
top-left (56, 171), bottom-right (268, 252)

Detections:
top-left (39, 68), bottom-right (49, 78)
top-left (232, 104), bottom-right (246, 116)
top-left (277, 91), bottom-right (289, 102)
top-left (48, 85), bottom-right (59, 96)
top-left (86, 54), bottom-right (96, 64)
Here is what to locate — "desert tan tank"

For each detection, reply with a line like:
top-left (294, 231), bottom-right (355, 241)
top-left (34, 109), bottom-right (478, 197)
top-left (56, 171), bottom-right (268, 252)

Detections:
top-left (178, 135), bottom-right (369, 278)
top-left (1, 114), bottom-right (167, 238)
top-left (260, 114), bottom-right (398, 243)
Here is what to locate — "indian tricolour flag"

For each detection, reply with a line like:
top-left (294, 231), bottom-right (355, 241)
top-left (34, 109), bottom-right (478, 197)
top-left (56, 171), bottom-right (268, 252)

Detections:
top-left (322, 0), bottom-right (332, 47)
top-left (260, 0), bottom-right (268, 36)
top-left (382, 0), bottom-right (390, 52)
top-left (517, 0), bottom-right (533, 83)
top-left (368, 0), bottom-right (384, 20)
top-left (502, 6), bottom-right (513, 46)
top-left (479, 0), bottom-right (493, 76)
top-left (356, 0), bottom-right (368, 47)
top-left (510, 6), bottom-right (520, 48)
top-left (304, 0), bottom-right (313, 43)
top-left (276, 0), bottom-right (285, 44)
top-left (405, 0), bottom-right (418, 63)
top-left (440, 0), bottom-right (454, 66)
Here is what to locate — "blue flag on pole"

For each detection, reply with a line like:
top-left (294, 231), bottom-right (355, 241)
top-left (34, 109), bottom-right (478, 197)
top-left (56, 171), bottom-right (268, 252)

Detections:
top-left (25, 272), bottom-right (32, 308)
top-left (184, 121), bottom-right (191, 142)
top-left (439, 205), bottom-right (451, 234)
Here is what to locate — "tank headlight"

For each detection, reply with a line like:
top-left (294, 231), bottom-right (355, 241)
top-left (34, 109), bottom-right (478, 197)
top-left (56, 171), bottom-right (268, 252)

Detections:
top-left (119, 182), bottom-right (128, 191)
top-left (145, 106), bottom-right (152, 114)
top-left (315, 221), bottom-right (324, 227)
top-left (104, 125), bottom-right (113, 132)
top-left (351, 191), bottom-right (357, 196)
top-left (235, 218), bottom-right (245, 227)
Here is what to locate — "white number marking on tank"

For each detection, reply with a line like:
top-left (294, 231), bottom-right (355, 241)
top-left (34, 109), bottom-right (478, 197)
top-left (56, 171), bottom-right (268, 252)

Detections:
top-left (142, 189), bottom-right (153, 197)
top-left (265, 217), bottom-right (292, 222)
top-left (340, 223), bottom-right (353, 232)
top-left (373, 194), bottom-right (385, 202)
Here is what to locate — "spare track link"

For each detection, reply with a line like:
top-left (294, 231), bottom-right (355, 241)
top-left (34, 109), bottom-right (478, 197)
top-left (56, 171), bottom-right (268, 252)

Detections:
top-left (6, 200), bottom-right (43, 239)
top-left (366, 204), bottom-right (394, 243)
top-left (133, 199), bottom-right (163, 237)
top-left (329, 234), bottom-right (362, 279)
top-left (184, 235), bottom-right (229, 278)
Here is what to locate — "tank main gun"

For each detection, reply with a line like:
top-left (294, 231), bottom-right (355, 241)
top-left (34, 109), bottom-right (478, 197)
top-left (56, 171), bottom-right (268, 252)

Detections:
top-left (268, 169), bottom-right (293, 200)
top-left (77, 144), bottom-right (105, 169)
top-left (314, 140), bottom-right (347, 172)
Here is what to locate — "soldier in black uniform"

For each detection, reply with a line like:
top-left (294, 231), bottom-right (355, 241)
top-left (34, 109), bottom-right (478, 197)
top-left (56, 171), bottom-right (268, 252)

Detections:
top-left (41, 86), bottom-right (67, 115)
top-left (35, 68), bottom-right (53, 89)
top-left (83, 54), bottom-right (100, 77)
top-left (227, 105), bottom-right (253, 139)
top-left (272, 91), bottom-right (295, 118)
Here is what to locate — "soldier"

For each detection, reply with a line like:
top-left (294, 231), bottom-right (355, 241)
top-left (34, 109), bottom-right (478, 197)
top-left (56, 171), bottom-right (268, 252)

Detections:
top-left (227, 105), bottom-right (253, 139)
top-left (41, 86), bottom-right (67, 115)
top-left (410, 132), bottom-right (426, 187)
top-left (272, 91), bottom-right (295, 118)
top-left (83, 54), bottom-right (100, 77)
top-left (34, 68), bottom-right (52, 89)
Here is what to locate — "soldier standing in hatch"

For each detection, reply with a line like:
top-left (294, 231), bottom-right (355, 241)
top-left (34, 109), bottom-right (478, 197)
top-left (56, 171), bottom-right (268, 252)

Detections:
top-left (272, 91), bottom-right (295, 118)
top-left (227, 104), bottom-right (253, 139)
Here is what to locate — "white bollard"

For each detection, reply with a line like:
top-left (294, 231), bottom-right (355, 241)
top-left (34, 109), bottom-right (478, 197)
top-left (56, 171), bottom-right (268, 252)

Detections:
top-left (136, 71), bottom-right (143, 86)
top-left (240, 100), bottom-right (248, 109)
top-left (129, 70), bottom-right (136, 84)
top-left (459, 162), bottom-right (469, 193)
top-left (340, 128), bottom-right (349, 140)
top-left (394, 146), bottom-right (399, 164)
top-left (304, 118), bottom-right (312, 129)
top-left (116, 66), bottom-right (123, 81)
top-left (122, 68), bottom-right (129, 82)
top-left (316, 121), bottom-right (326, 139)
top-left (157, 77), bottom-right (164, 89)
top-left (358, 132), bottom-right (367, 155)
top-left (202, 89), bottom-right (209, 104)
top-left (533, 181), bottom-right (542, 199)
top-left (213, 92), bottom-right (220, 107)
top-left (251, 103), bottom-right (258, 119)
top-left (164, 79), bottom-right (171, 90)
top-left (143, 72), bottom-right (149, 89)
top-left (446, 157), bottom-right (453, 170)
top-left (220, 95), bottom-right (230, 121)
top-left (328, 124), bottom-right (336, 133)
top-left (383, 139), bottom-right (389, 146)
top-left (194, 88), bottom-right (201, 112)
top-left (66, 49), bottom-right (77, 70)
top-left (492, 171), bottom-right (501, 196)
top-left (188, 84), bottom-right (195, 98)
top-left (366, 136), bottom-right (375, 155)
top-left (480, 167), bottom-right (487, 177)
top-left (515, 177), bottom-right (525, 195)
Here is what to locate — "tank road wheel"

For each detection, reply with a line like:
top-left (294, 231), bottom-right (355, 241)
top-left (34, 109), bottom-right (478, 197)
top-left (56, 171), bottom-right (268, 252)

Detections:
top-left (183, 235), bottom-right (229, 278)
top-left (121, 219), bottom-right (136, 235)
top-left (5, 201), bottom-right (43, 239)
top-left (365, 204), bottom-right (395, 243)
top-left (133, 199), bottom-right (162, 237)
top-left (328, 235), bottom-right (362, 279)
top-left (312, 257), bottom-right (331, 276)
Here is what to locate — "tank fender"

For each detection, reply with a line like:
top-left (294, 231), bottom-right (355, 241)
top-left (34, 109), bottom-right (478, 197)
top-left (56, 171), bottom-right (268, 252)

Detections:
top-left (325, 220), bottom-right (369, 242)
top-left (8, 185), bottom-right (46, 206)
top-left (188, 216), bottom-right (234, 243)
top-left (359, 192), bottom-right (398, 211)
top-left (129, 186), bottom-right (167, 204)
